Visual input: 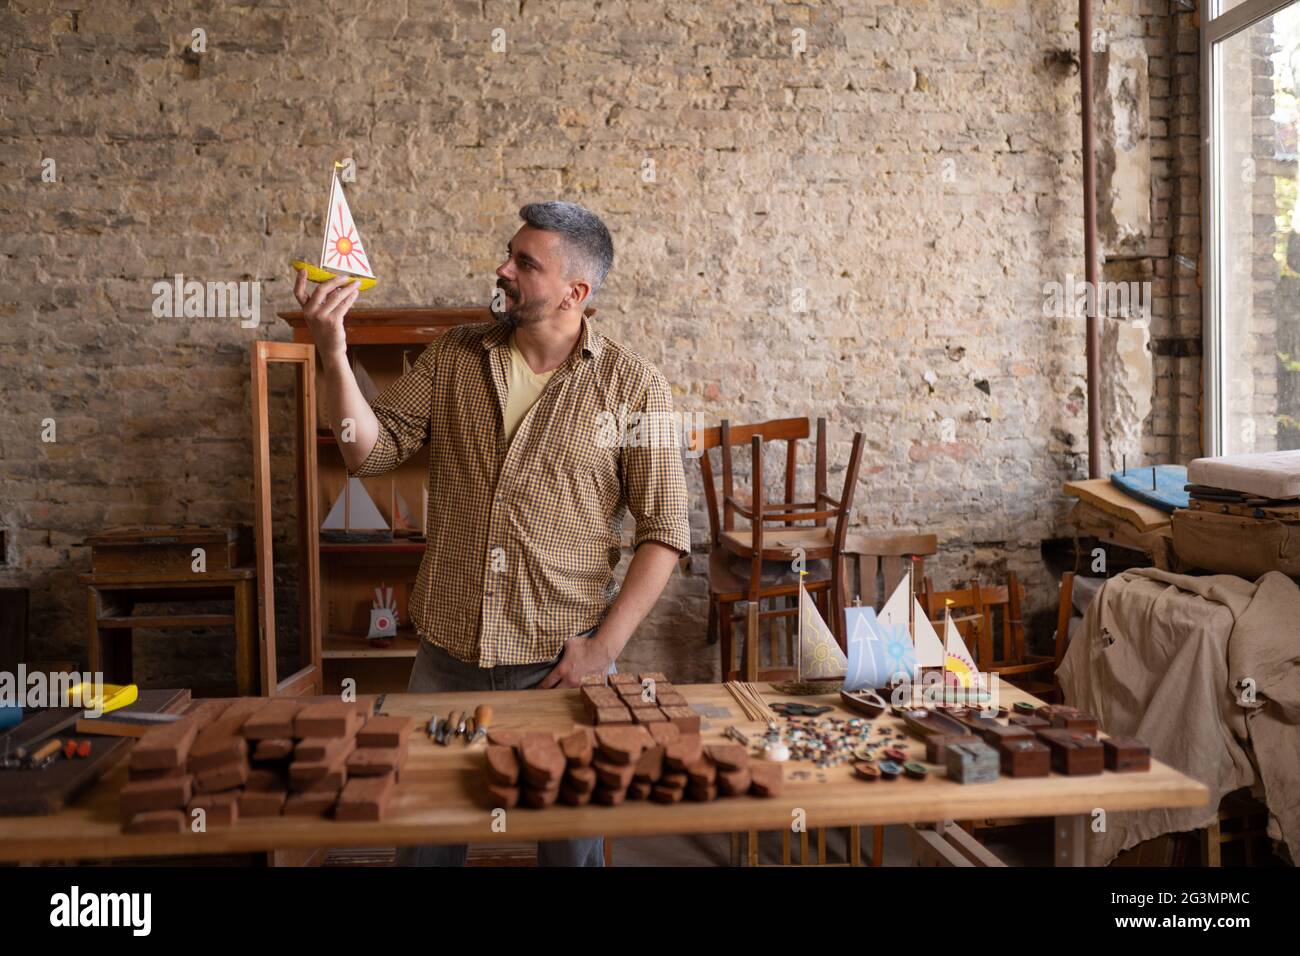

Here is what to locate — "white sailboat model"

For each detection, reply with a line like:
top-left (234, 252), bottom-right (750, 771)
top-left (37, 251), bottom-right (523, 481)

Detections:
top-left (796, 574), bottom-right (847, 682)
top-left (291, 162), bottom-right (379, 291)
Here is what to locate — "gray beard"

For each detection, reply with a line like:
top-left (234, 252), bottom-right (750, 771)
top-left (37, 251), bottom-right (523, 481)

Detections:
top-left (490, 305), bottom-right (519, 330)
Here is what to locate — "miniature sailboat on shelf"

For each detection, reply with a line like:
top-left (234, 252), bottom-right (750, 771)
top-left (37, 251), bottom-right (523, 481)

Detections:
top-left (321, 476), bottom-right (392, 543)
top-left (291, 162), bottom-right (379, 292)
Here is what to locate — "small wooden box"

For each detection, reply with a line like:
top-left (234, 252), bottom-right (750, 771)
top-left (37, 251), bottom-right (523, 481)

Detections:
top-left (1036, 729), bottom-right (1104, 775)
top-left (1035, 704), bottom-right (1099, 734)
top-left (996, 738), bottom-right (1051, 777)
top-left (86, 525), bottom-right (253, 575)
top-left (1008, 714), bottom-right (1049, 730)
top-left (925, 733), bottom-right (965, 764)
top-left (976, 723), bottom-right (1035, 749)
top-left (945, 740), bottom-right (1000, 784)
top-left (1102, 736), bottom-right (1151, 773)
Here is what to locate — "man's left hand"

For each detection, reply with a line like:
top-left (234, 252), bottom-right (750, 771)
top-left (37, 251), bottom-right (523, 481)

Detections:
top-left (538, 633), bottom-right (615, 689)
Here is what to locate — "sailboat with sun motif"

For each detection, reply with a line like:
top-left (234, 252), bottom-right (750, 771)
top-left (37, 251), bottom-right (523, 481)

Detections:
top-left (291, 162), bottom-right (379, 292)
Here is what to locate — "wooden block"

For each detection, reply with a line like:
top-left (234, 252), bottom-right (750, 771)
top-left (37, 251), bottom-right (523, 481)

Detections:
top-left (288, 760), bottom-right (346, 792)
top-left (997, 738), bottom-right (1051, 777)
top-left (486, 729), bottom-right (521, 748)
top-left (486, 744), bottom-right (521, 787)
top-left (120, 775), bottom-right (193, 818)
top-left (194, 760), bottom-right (249, 794)
top-left (347, 746), bottom-right (404, 777)
top-left (1008, 715), bottom-right (1049, 730)
top-left (187, 792), bottom-right (238, 827)
top-left (637, 672), bottom-right (669, 684)
top-left (251, 738), bottom-right (294, 762)
top-left (705, 743), bottom-right (749, 771)
top-left (242, 701), bottom-right (299, 740)
top-left (124, 810), bottom-right (186, 834)
top-left (686, 782), bottom-right (718, 801)
top-left (565, 765), bottom-right (597, 795)
top-left (607, 673), bottom-right (638, 686)
top-left (187, 719), bottom-right (249, 773)
top-left (593, 704), bottom-right (633, 725)
top-left (749, 763), bottom-right (784, 798)
top-left (593, 786), bottom-right (627, 806)
top-left (617, 684), bottom-right (648, 702)
top-left (633, 745), bottom-right (664, 783)
top-left (520, 736), bottom-right (566, 788)
top-left (239, 789), bottom-right (287, 817)
top-left (558, 784), bottom-right (593, 806)
top-left (295, 736), bottom-right (355, 764)
top-left (522, 785), bottom-right (561, 809)
top-left (356, 714), bottom-right (414, 749)
top-left (654, 691), bottom-right (687, 708)
top-left (717, 767), bottom-right (752, 796)
top-left (294, 701), bottom-right (363, 738)
top-left (660, 706), bottom-right (701, 735)
top-left (129, 715), bottom-right (201, 772)
top-left (647, 723), bottom-right (681, 747)
top-left (1035, 705), bottom-right (1100, 734)
top-left (976, 724), bottom-right (1035, 749)
top-left (1102, 736), bottom-right (1151, 772)
top-left (632, 707), bottom-right (667, 724)
top-left (595, 727), bottom-right (644, 765)
top-left (593, 757), bottom-right (637, 790)
top-left (579, 674), bottom-right (607, 686)
top-left (663, 735), bottom-right (702, 771)
top-left (626, 779), bottom-right (652, 800)
top-left (559, 728), bottom-right (594, 767)
top-left (684, 757), bottom-right (717, 788)
top-left (335, 780), bottom-right (395, 822)
top-left (657, 770), bottom-right (687, 789)
top-left (945, 740), bottom-right (1001, 784)
top-left (649, 782), bottom-right (683, 804)
top-left (245, 767), bottom-right (286, 791)
top-left (486, 783), bottom-right (519, 809)
top-left (285, 791), bottom-right (339, 817)
top-left (128, 764), bottom-right (186, 782)
top-left (1036, 729), bottom-right (1104, 775)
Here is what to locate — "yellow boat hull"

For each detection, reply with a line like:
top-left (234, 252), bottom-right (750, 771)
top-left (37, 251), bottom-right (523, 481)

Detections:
top-left (291, 259), bottom-right (377, 292)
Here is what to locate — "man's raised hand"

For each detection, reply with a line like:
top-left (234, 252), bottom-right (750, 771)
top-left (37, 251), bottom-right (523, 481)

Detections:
top-left (294, 269), bottom-right (359, 361)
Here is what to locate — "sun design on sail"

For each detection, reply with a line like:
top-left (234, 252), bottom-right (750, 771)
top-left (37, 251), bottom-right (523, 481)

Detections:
top-left (325, 200), bottom-right (370, 275)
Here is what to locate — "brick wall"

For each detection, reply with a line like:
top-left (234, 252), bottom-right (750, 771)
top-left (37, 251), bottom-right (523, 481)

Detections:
top-left (0, 1), bottom-right (1201, 686)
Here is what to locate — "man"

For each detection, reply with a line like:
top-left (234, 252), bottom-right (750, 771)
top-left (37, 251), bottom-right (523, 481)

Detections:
top-left (292, 201), bottom-right (690, 866)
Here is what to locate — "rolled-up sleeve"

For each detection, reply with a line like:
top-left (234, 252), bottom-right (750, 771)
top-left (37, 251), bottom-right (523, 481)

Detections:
top-left (622, 369), bottom-right (691, 554)
top-left (348, 340), bottom-right (440, 478)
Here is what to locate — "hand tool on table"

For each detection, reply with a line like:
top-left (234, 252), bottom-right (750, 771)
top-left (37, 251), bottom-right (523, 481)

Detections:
top-left (466, 705), bottom-right (492, 744)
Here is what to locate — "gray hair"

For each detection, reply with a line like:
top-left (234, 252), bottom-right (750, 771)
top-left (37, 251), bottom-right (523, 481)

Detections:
top-left (519, 201), bottom-right (614, 297)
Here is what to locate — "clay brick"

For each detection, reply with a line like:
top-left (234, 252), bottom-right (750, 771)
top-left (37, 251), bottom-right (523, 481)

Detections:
top-left (519, 736), bottom-right (565, 788)
top-left (608, 673), bottom-right (638, 686)
top-left (128, 764), bottom-right (186, 782)
top-left (486, 729), bottom-right (521, 748)
top-left (347, 746), bottom-right (405, 777)
top-left (335, 780), bottom-right (395, 822)
top-left (663, 735), bottom-right (702, 771)
top-left (749, 763), bottom-right (784, 798)
top-left (194, 760), bottom-right (249, 793)
top-left (660, 706), bottom-right (701, 735)
top-left (650, 783), bottom-right (684, 804)
top-left (632, 707), bottom-right (667, 724)
top-left (593, 786), bottom-right (626, 806)
top-left (686, 782), bottom-right (718, 801)
top-left (252, 738), bottom-right (294, 762)
top-left (647, 723), bottom-right (681, 747)
top-left (717, 767), bottom-right (752, 796)
top-left (239, 789), bottom-right (287, 817)
top-left (654, 691), bottom-right (687, 708)
top-left (522, 785), bottom-right (561, 809)
top-left (289, 762), bottom-right (346, 793)
top-left (245, 767), bottom-right (286, 791)
top-left (486, 783), bottom-right (519, 809)
top-left (187, 719), bottom-right (249, 773)
top-left (125, 810), bottom-right (186, 834)
top-left (593, 704), bottom-right (633, 725)
top-left (295, 736), bottom-right (355, 764)
top-left (187, 792), bottom-right (238, 827)
top-left (285, 790), bottom-right (339, 817)
top-left (120, 775), bottom-right (193, 818)
top-left (356, 714), bottom-right (414, 749)
top-left (558, 784), bottom-right (593, 806)
top-left (594, 727), bottom-right (644, 765)
top-left (559, 728), bottom-right (594, 767)
top-left (684, 757), bottom-right (717, 787)
top-left (486, 744), bottom-right (521, 786)
top-left (626, 779), bottom-right (652, 800)
top-left (294, 701), bottom-right (363, 738)
top-left (564, 765), bottom-right (597, 795)
top-left (633, 745), bottom-right (664, 782)
top-left (129, 715), bottom-right (201, 772)
top-left (706, 744), bottom-right (748, 771)
top-left (637, 672), bottom-right (669, 684)
top-left (242, 700), bottom-right (299, 740)
top-left (593, 757), bottom-right (637, 790)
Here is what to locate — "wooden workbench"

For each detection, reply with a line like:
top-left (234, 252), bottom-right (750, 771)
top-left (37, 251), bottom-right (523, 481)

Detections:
top-left (0, 682), bottom-right (1208, 865)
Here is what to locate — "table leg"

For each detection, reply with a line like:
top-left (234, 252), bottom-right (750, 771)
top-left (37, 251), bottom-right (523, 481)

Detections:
top-left (233, 580), bottom-right (257, 696)
top-left (1054, 813), bottom-right (1088, 866)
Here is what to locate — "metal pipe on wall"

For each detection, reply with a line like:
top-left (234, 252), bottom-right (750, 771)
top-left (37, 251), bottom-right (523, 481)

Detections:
top-left (1080, 0), bottom-right (1102, 478)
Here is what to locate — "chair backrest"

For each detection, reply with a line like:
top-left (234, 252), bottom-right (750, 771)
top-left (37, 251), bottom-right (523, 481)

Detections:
top-left (688, 417), bottom-right (812, 547)
top-left (919, 573), bottom-right (1026, 670)
top-left (843, 533), bottom-right (939, 610)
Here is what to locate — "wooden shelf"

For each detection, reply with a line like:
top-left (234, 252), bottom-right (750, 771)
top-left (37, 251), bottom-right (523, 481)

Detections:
top-left (319, 541), bottom-right (426, 554)
top-left (98, 613), bottom-right (236, 629)
top-left (322, 631), bottom-right (422, 659)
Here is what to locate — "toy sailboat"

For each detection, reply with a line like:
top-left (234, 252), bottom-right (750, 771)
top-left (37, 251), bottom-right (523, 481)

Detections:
top-left (321, 476), bottom-right (392, 542)
top-left (291, 162), bottom-right (379, 291)
top-left (795, 574), bottom-right (848, 682)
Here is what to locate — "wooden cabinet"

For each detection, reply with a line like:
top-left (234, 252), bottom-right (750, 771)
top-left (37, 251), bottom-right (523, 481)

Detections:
top-left (250, 308), bottom-right (486, 695)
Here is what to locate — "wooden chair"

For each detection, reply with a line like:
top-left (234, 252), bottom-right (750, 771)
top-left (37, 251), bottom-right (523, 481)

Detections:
top-left (692, 417), bottom-right (864, 682)
top-left (919, 573), bottom-right (1058, 698)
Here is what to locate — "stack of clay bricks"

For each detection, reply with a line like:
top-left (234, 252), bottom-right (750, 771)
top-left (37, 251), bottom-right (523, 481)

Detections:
top-left (119, 697), bottom-right (413, 833)
top-left (579, 672), bottom-right (699, 730)
top-left (484, 723), bottom-right (783, 809)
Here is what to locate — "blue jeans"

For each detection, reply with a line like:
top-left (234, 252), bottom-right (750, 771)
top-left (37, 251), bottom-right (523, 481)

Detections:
top-left (394, 636), bottom-right (610, 867)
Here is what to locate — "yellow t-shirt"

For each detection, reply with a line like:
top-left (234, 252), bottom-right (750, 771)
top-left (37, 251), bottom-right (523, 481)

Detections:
top-left (503, 334), bottom-right (556, 443)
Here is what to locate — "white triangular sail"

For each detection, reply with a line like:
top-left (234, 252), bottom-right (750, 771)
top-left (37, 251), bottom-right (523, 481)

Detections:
top-left (352, 355), bottom-right (380, 403)
top-left (319, 172), bottom-right (376, 279)
top-left (322, 477), bottom-right (389, 531)
top-left (913, 599), bottom-right (946, 668)
top-left (878, 576), bottom-right (910, 629)
top-left (798, 580), bottom-right (847, 681)
top-left (943, 611), bottom-right (983, 690)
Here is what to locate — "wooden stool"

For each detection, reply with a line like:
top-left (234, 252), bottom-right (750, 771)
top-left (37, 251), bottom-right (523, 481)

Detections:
top-left (80, 567), bottom-right (260, 695)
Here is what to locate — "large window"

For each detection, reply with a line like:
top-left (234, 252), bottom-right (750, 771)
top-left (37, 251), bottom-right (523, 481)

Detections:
top-left (1205, 0), bottom-right (1300, 454)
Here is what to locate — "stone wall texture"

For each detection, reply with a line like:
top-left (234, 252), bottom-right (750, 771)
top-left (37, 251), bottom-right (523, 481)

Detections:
top-left (0, 0), bottom-right (1203, 686)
